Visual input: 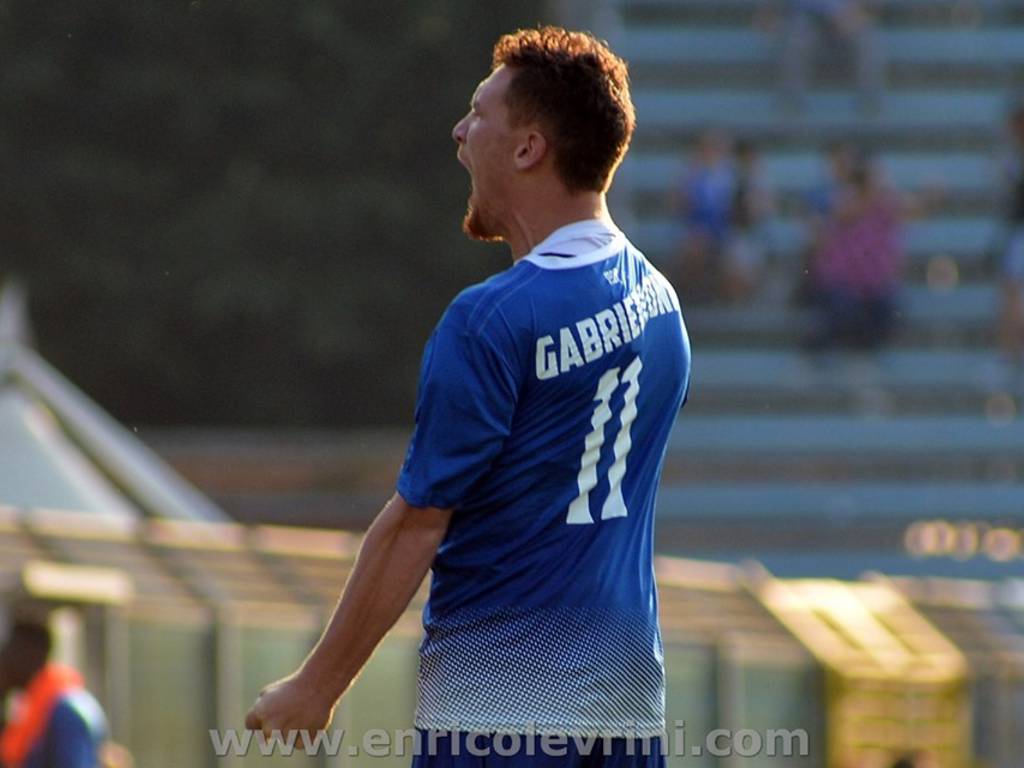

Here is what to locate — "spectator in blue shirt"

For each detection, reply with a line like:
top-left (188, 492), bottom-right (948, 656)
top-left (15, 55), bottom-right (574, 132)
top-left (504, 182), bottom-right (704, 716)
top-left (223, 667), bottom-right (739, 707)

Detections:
top-left (673, 130), bottom-right (737, 300)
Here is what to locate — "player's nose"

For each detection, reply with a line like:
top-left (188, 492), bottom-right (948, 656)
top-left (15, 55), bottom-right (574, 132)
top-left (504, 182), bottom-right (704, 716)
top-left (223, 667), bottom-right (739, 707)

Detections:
top-left (452, 114), bottom-right (468, 145)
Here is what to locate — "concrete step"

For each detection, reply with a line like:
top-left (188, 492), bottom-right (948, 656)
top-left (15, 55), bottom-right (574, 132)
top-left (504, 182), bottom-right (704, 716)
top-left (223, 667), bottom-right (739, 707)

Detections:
top-left (654, 547), bottom-right (1016, 582)
top-left (630, 127), bottom-right (999, 155)
top-left (668, 415), bottom-right (1024, 457)
top-left (633, 88), bottom-right (1006, 136)
top-left (685, 348), bottom-right (1019, 412)
top-left (682, 284), bottom-right (997, 343)
top-left (615, 0), bottom-right (1024, 26)
top-left (661, 444), bottom-right (1024, 482)
top-left (623, 150), bottom-right (995, 198)
top-left (633, 191), bottom-right (995, 226)
top-left (620, 27), bottom-right (1024, 67)
top-left (656, 480), bottom-right (1024, 520)
top-left (636, 214), bottom-right (1000, 266)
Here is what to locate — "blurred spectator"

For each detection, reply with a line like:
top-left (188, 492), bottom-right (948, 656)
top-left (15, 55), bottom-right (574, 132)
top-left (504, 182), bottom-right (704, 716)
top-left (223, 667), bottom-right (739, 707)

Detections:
top-left (765, 0), bottom-right (885, 112)
top-left (722, 139), bottom-right (775, 302)
top-left (672, 130), bottom-right (737, 300)
top-left (807, 141), bottom-right (859, 221)
top-left (997, 103), bottom-right (1024, 364)
top-left (0, 616), bottom-right (108, 768)
top-left (794, 141), bottom-right (858, 304)
top-left (803, 153), bottom-right (935, 350)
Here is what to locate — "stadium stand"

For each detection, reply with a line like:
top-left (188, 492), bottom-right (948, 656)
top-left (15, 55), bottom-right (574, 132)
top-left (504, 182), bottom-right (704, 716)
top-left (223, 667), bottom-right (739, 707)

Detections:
top-left (589, 0), bottom-right (1024, 579)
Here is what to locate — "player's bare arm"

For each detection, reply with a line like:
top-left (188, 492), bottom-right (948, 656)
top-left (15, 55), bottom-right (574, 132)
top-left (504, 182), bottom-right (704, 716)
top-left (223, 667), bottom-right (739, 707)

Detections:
top-left (244, 494), bottom-right (451, 737)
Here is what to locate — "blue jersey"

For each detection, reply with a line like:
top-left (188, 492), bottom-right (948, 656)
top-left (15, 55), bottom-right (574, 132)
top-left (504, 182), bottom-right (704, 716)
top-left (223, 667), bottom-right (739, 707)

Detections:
top-left (398, 220), bottom-right (690, 737)
top-left (22, 691), bottom-right (107, 768)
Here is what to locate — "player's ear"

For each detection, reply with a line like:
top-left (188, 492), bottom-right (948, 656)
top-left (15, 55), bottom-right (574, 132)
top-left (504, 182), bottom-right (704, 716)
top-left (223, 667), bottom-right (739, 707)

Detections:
top-left (513, 130), bottom-right (547, 172)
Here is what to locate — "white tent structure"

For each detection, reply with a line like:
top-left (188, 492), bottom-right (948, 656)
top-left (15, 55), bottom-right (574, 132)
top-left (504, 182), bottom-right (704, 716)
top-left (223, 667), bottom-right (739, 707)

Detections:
top-left (0, 280), bottom-right (227, 523)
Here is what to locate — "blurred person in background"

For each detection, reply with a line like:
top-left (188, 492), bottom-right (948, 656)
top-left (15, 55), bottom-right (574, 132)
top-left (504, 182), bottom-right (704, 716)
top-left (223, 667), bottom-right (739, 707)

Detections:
top-left (794, 142), bottom-right (858, 304)
top-left (722, 139), bottom-right (775, 302)
top-left (0, 616), bottom-right (108, 768)
top-left (806, 141), bottom-right (859, 222)
top-left (997, 102), bottom-right (1024, 366)
top-left (761, 0), bottom-right (885, 112)
top-left (803, 152), bottom-right (936, 351)
top-left (672, 129), bottom-right (736, 301)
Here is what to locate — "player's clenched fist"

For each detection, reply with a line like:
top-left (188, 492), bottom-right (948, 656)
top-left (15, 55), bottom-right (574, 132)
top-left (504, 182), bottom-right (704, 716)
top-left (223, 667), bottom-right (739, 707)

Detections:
top-left (244, 671), bottom-right (337, 739)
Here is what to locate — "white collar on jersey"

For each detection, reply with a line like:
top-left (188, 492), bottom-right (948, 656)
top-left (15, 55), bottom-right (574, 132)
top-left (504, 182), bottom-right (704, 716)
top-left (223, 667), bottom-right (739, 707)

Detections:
top-left (520, 218), bottom-right (627, 271)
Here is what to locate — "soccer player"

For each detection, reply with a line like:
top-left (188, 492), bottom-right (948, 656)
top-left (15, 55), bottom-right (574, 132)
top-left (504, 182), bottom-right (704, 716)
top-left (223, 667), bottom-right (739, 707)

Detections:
top-left (245, 26), bottom-right (690, 766)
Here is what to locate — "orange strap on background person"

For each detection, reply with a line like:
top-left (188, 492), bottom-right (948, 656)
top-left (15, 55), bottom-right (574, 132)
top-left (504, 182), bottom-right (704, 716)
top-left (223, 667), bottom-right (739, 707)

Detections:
top-left (0, 664), bottom-right (83, 768)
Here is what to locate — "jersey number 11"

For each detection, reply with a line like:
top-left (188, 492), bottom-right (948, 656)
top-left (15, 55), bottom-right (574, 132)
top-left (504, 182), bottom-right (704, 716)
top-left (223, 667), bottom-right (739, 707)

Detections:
top-left (566, 356), bottom-right (643, 525)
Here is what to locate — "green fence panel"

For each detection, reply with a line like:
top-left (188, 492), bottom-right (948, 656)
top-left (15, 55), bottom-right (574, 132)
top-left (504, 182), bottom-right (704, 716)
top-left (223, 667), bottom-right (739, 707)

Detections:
top-left (665, 639), bottom-right (719, 768)
top-left (338, 627), bottom-right (421, 768)
top-left (128, 607), bottom-right (215, 768)
top-left (719, 652), bottom-right (824, 768)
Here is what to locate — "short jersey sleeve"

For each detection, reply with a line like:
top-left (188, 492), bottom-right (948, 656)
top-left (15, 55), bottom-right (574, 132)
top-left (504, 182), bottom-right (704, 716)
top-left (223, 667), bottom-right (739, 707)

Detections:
top-left (397, 293), bottom-right (522, 510)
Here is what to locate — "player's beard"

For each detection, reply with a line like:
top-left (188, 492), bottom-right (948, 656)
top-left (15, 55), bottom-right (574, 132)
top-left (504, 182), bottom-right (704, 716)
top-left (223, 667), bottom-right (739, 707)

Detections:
top-left (462, 195), bottom-right (503, 242)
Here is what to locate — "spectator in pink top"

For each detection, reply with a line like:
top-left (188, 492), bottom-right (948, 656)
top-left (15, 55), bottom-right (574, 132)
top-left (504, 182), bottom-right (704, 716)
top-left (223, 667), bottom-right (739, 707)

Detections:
top-left (805, 153), bottom-right (934, 350)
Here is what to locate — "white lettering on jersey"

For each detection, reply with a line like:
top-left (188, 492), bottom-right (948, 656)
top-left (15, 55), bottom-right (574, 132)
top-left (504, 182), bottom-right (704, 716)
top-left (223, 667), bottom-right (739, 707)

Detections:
top-left (576, 318), bottom-right (604, 363)
top-left (623, 296), bottom-right (641, 339)
top-left (535, 335), bottom-right (559, 380)
top-left (613, 302), bottom-right (632, 343)
top-left (559, 327), bottom-right (585, 373)
top-left (533, 273), bottom-right (680, 380)
top-left (595, 309), bottom-right (622, 353)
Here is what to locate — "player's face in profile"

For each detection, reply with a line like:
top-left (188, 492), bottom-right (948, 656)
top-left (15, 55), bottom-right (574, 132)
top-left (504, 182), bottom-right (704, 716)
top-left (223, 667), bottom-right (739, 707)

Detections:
top-left (452, 65), bottom-right (518, 241)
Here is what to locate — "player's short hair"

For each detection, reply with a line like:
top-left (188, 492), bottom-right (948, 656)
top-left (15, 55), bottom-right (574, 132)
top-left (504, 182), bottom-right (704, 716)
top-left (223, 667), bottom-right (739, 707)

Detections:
top-left (492, 26), bottom-right (635, 194)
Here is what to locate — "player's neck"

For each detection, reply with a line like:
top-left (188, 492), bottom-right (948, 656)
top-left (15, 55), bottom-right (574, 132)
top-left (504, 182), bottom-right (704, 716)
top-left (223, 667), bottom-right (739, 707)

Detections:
top-left (505, 192), bottom-right (609, 262)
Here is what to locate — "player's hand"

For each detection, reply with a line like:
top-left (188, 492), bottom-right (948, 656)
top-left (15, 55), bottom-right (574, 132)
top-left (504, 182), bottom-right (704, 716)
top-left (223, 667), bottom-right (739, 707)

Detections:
top-left (244, 670), bottom-right (337, 739)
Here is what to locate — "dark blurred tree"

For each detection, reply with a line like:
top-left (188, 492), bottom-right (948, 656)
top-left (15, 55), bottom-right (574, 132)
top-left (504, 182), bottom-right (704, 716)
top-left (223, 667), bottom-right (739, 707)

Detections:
top-left (0, 0), bottom-right (546, 426)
